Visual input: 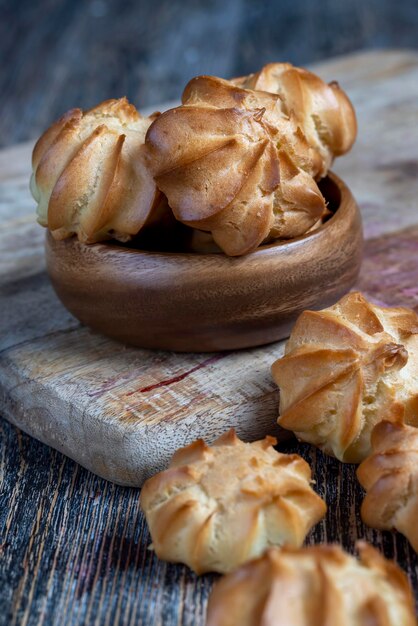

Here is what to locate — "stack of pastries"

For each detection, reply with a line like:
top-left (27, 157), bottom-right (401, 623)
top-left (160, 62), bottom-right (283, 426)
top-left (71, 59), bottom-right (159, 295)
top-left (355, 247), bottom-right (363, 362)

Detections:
top-left (31, 62), bottom-right (357, 255)
top-left (146, 65), bottom-right (356, 255)
top-left (31, 62), bottom-right (418, 624)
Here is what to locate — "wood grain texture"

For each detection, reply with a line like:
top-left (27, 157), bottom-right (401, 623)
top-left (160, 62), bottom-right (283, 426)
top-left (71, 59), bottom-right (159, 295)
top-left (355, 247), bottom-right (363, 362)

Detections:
top-left (1, 420), bottom-right (417, 626)
top-left (2, 0), bottom-right (418, 148)
top-left (1, 50), bottom-right (418, 625)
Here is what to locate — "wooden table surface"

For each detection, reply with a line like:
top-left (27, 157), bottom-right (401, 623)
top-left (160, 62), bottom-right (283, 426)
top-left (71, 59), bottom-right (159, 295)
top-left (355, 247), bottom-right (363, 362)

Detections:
top-left (2, 49), bottom-right (418, 625)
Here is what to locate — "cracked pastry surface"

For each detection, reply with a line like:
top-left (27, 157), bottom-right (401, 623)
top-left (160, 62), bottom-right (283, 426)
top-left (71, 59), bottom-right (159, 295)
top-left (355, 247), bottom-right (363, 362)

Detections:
top-left (145, 63), bottom-right (356, 256)
top-left (358, 421), bottom-right (418, 552)
top-left (206, 542), bottom-right (416, 626)
top-left (31, 97), bottom-right (162, 243)
top-left (271, 292), bottom-right (418, 462)
top-left (140, 429), bottom-right (326, 574)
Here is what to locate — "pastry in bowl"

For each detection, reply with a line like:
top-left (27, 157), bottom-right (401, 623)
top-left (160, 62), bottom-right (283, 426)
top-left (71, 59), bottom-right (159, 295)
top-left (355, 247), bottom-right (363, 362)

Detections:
top-left (145, 63), bottom-right (357, 256)
top-left (32, 64), bottom-right (362, 351)
top-left (358, 421), bottom-right (418, 552)
top-left (182, 74), bottom-right (325, 178)
top-left (206, 542), bottom-right (416, 626)
top-left (31, 98), bottom-right (162, 243)
top-left (271, 292), bottom-right (418, 462)
top-left (146, 88), bottom-right (323, 255)
top-left (233, 62), bottom-right (357, 177)
top-left (140, 429), bottom-right (326, 574)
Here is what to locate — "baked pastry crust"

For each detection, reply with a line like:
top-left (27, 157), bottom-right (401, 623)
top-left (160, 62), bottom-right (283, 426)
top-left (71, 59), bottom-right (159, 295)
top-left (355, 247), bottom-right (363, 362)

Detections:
top-left (31, 98), bottom-right (162, 243)
top-left (358, 421), bottom-right (418, 552)
top-left (233, 62), bottom-right (357, 177)
top-left (206, 542), bottom-right (416, 626)
top-left (145, 63), bottom-right (356, 256)
top-left (271, 292), bottom-right (418, 462)
top-left (182, 74), bottom-right (324, 178)
top-left (140, 429), bottom-right (326, 574)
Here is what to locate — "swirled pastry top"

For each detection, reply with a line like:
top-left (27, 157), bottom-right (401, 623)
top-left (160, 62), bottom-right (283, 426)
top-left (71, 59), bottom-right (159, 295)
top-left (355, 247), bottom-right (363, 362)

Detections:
top-left (145, 67), bottom-right (347, 255)
top-left (31, 98), bottom-right (161, 243)
top-left (206, 542), bottom-right (416, 626)
top-left (233, 62), bottom-right (357, 176)
top-left (140, 429), bottom-right (326, 574)
top-left (358, 421), bottom-right (418, 552)
top-left (182, 74), bottom-right (324, 178)
top-left (271, 292), bottom-right (418, 462)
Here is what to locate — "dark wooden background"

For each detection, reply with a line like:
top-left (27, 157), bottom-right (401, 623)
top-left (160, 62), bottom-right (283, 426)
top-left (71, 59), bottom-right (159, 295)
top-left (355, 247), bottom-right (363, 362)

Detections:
top-left (1, 0), bottom-right (418, 148)
top-left (1, 1), bottom-right (418, 625)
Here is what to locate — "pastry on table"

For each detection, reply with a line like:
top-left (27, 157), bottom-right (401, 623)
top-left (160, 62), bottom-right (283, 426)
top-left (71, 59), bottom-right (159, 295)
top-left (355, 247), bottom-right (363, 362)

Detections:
top-left (357, 421), bottom-right (418, 552)
top-left (31, 98), bottom-right (163, 243)
top-left (145, 63), bottom-right (356, 256)
top-left (140, 429), bottom-right (326, 574)
top-left (271, 292), bottom-right (418, 463)
top-left (206, 542), bottom-right (416, 626)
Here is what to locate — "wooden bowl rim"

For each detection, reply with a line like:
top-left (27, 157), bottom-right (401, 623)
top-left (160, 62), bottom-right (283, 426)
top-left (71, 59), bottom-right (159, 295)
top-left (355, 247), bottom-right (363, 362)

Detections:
top-left (47, 171), bottom-right (353, 262)
top-left (45, 170), bottom-right (362, 351)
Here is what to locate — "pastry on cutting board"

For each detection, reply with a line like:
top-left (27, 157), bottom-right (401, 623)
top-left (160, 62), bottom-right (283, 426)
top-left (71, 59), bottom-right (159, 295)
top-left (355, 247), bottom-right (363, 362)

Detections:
top-left (206, 542), bottom-right (416, 626)
top-left (140, 429), bottom-right (326, 574)
top-left (358, 420), bottom-right (418, 552)
top-left (31, 97), bottom-right (162, 243)
top-left (271, 291), bottom-right (418, 462)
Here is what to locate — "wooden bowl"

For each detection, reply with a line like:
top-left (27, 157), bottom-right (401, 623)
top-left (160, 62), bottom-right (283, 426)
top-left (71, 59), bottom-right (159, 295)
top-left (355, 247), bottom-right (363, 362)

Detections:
top-left (46, 172), bottom-right (363, 352)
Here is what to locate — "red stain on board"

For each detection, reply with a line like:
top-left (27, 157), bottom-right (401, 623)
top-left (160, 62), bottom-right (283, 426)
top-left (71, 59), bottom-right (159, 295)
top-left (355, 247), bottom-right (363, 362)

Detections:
top-left (126, 353), bottom-right (228, 396)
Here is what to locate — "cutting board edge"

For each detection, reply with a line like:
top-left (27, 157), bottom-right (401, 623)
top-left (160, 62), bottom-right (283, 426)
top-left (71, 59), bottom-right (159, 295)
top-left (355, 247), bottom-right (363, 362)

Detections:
top-left (0, 357), bottom-right (287, 486)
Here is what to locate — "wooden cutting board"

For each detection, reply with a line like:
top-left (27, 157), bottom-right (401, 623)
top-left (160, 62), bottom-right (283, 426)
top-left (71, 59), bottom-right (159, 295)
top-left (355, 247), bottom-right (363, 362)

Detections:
top-left (1, 49), bottom-right (418, 487)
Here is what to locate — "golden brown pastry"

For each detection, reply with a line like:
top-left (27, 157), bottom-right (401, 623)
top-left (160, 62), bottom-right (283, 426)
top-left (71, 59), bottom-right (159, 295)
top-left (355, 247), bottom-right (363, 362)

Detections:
top-left (31, 98), bottom-right (162, 243)
top-left (182, 74), bottom-right (324, 178)
top-left (358, 421), bottom-right (418, 552)
top-left (145, 61), bottom-right (358, 256)
top-left (233, 62), bottom-right (357, 177)
top-left (271, 292), bottom-right (418, 462)
top-left (140, 429), bottom-right (326, 574)
top-left (206, 542), bottom-right (416, 626)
